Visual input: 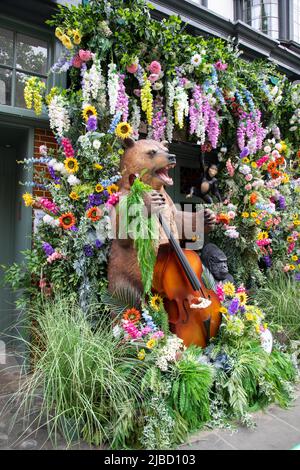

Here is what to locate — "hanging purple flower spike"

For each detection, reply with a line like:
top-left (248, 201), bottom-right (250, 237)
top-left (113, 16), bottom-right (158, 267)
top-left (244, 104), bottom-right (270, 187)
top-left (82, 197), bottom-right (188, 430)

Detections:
top-left (42, 242), bottom-right (55, 257)
top-left (87, 115), bottom-right (98, 132)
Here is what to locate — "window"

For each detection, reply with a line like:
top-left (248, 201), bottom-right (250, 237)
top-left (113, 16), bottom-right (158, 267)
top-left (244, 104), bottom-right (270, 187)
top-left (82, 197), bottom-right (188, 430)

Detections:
top-left (241, 0), bottom-right (279, 39)
top-left (0, 27), bottom-right (49, 108)
top-left (293, 0), bottom-right (300, 43)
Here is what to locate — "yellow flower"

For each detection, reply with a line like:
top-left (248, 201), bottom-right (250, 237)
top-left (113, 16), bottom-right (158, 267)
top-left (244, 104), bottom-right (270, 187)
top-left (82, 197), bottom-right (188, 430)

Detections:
top-left (236, 292), bottom-right (248, 305)
top-left (246, 313), bottom-right (254, 321)
top-left (251, 162), bottom-right (258, 169)
top-left (294, 220), bottom-right (300, 226)
top-left (118, 149), bottom-right (124, 155)
top-left (250, 212), bottom-right (258, 218)
top-left (146, 339), bottom-right (156, 349)
top-left (137, 349), bottom-right (145, 361)
top-left (255, 325), bottom-right (261, 334)
top-left (64, 157), bottom-right (79, 174)
top-left (82, 105), bottom-right (97, 122)
top-left (255, 219), bottom-right (261, 225)
top-left (94, 163), bottom-right (103, 170)
top-left (69, 191), bottom-right (79, 200)
top-left (257, 231), bottom-right (269, 240)
top-left (22, 193), bottom-right (33, 207)
top-left (242, 212), bottom-right (249, 218)
top-left (287, 236), bottom-right (294, 243)
top-left (55, 27), bottom-right (64, 41)
top-left (242, 157), bottom-right (250, 164)
top-left (223, 282), bottom-right (235, 297)
top-left (280, 141), bottom-right (287, 153)
top-left (282, 174), bottom-right (290, 184)
top-left (95, 184), bottom-right (104, 193)
top-left (72, 29), bottom-right (82, 45)
top-left (61, 34), bottom-right (73, 50)
top-left (107, 184), bottom-right (119, 195)
top-left (150, 294), bottom-right (163, 312)
top-left (220, 307), bottom-right (228, 314)
top-left (115, 122), bottom-right (133, 139)
top-left (293, 214), bottom-right (299, 220)
top-left (289, 265), bottom-right (296, 270)
top-left (292, 255), bottom-right (298, 262)
top-left (263, 323), bottom-right (268, 330)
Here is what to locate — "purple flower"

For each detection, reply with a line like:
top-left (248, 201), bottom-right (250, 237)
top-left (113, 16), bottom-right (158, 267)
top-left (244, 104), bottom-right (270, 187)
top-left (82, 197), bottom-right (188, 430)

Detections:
top-left (228, 298), bottom-right (240, 315)
top-left (87, 193), bottom-right (103, 208)
top-left (86, 115), bottom-right (98, 132)
top-left (263, 255), bottom-right (272, 268)
top-left (240, 147), bottom-right (250, 158)
top-left (295, 273), bottom-right (300, 282)
top-left (42, 242), bottom-right (55, 257)
top-left (95, 239), bottom-right (103, 249)
top-left (278, 195), bottom-right (286, 210)
top-left (71, 226), bottom-right (78, 232)
top-left (239, 305), bottom-right (246, 314)
top-left (83, 244), bottom-right (94, 257)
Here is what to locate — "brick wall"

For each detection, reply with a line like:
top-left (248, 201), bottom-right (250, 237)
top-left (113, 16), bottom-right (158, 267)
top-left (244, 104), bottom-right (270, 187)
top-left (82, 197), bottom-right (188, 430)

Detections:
top-left (33, 128), bottom-right (57, 199)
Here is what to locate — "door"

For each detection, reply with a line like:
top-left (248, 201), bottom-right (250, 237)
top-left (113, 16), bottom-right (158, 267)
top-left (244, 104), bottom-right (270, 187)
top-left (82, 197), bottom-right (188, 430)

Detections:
top-left (0, 146), bottom-right (17, 337)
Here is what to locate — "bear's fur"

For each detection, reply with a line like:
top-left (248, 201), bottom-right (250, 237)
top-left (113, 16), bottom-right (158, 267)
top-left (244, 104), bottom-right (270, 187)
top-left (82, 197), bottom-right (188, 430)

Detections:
top-left (108, 138), bottom-right (214, 295)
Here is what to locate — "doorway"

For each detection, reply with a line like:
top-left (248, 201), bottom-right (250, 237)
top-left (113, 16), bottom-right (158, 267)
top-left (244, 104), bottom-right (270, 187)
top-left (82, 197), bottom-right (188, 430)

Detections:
top-left (0, 124), bottom-right (33, 344)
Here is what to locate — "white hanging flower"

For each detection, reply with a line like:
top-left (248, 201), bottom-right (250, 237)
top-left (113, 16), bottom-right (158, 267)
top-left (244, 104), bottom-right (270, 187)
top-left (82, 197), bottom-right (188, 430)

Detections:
top-left (166, 81), bottom-right (176, 108)
top-left (43, 214), bottom-right (59, 227)
top-left (166, 105), bottom-right (174, 143)
top-left (174, 85), bottom-right (189, 129)
top-left (130, 101), bottom-right (141, 138)
top-left (93, 139), bottom-right (101, 150)
top-left (82, 57), bottom-right (106, 107)
top-left (107, 63), bottom-right (119, 115)
top-left (48, 95), bottom-right (70, 137)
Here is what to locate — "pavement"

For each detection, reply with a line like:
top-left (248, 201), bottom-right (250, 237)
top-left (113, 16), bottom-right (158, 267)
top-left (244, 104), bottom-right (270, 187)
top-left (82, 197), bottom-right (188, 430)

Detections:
top-left (1, 351), bottom-right (300, 451)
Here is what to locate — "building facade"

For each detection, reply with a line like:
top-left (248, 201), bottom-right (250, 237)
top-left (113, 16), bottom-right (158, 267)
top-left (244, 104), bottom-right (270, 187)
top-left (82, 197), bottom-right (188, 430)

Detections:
top-left (0, 0), bottom-right (300, 336)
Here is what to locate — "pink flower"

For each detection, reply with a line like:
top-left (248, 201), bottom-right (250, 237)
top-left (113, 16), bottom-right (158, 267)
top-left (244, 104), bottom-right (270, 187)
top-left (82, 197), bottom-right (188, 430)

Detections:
top-left (106, 192), bottom-right (120, 208)
top-left (149, 61), bottom-right (161, 75)
top-left (228, 211), bottom-right (236, 219)
top-left (245, 174), bottom-right (253, 182)
top-left (245, 183), bottom-right (252, 191)
top-left (39, 145), bottom-right (48, 156)
top-left (226, 159), bottom-right (235, 177)
top-left (214, 60), bottom-right (228, 71)
top-left (47, 251), bottom-right (64, 264)
top-left (149, 73), bottom-right (159, 83)
top-left (72, 54), bottom-right (83, 68)
top-left (283, 265), bottom-right (290, 272)
top-left (237, 285), bottom-right (246, 293)
top-left (288, 243), bottom-right (295, 254)
top-left (133, 89), bottom-right (141, 97)
top-left (78, 49), bottom-right (93, 62)
top-left (39, 197), bottom-right (59, 214)
top-left (152, 330), bottom-right (165, 340)
top-left (141, 326), bottom-right (152, 336)
top-left (216, 283), bottom-right (225, 302)
top-left (126, 62), bottom-right (139, 74)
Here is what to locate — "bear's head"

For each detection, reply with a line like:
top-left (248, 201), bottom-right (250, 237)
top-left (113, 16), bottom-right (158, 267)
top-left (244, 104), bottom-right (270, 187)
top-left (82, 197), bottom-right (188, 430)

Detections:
top-left (119, 138), bottom-right (176, 191)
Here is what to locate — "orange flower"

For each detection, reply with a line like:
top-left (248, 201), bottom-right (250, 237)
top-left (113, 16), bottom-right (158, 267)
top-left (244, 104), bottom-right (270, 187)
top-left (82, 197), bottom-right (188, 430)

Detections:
top-left (267, 161), bottom-right (277, 172)
top-left (59, 212), bottom-right (76, 230)
top-left (123, 308), bottom-right (141, 324)
top-left (217, 213), bottom-right (230, 225)
top-left (297, 150), bottom-right (300, 159)
top-left (249, 192), bottom-right (258, 205)
top-left (271, 169), bottom-right (282, 179)
top-left (86, 206), bottom-right (103, 222)
top-left (276, 156), bottom-right (285, 166)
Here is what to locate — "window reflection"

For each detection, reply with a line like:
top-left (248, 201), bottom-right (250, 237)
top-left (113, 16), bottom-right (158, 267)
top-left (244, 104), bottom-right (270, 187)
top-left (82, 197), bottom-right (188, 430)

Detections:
top-left (242, 0), bottom-right (279, 39)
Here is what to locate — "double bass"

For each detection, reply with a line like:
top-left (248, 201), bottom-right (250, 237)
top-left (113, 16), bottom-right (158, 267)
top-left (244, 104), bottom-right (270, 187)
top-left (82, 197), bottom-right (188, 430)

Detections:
top-left (152, 212), bottom-right (221, 348)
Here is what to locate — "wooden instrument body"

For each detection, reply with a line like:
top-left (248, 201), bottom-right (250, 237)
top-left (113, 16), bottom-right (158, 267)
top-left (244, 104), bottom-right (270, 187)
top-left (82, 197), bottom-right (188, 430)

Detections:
top-left (153, 244), bottom-right (221, 348)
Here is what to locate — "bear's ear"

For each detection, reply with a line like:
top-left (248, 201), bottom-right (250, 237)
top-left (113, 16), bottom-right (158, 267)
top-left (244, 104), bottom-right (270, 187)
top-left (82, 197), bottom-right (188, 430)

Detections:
top-left (161, 140), bottom-right (169, 149)
top-left (123, 137), bottom-right (135, 149)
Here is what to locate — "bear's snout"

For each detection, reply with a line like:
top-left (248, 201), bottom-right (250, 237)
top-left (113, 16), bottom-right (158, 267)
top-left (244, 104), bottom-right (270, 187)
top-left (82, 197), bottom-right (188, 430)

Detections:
top-left (167, 153), bottom-right (176, 165)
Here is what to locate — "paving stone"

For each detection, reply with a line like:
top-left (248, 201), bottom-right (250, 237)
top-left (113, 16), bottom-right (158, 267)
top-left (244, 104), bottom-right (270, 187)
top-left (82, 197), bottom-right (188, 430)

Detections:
top-left (180, 432), bottom-right (237, 450)
top-left (18, 439), bottom-right (38, 450)
top-left (0, 432), bottom-right (8, 443)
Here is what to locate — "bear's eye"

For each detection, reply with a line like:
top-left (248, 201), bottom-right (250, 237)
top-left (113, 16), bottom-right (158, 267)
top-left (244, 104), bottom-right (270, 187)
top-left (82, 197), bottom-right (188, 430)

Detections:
top-left (148, 149), bottom-right (157, 157)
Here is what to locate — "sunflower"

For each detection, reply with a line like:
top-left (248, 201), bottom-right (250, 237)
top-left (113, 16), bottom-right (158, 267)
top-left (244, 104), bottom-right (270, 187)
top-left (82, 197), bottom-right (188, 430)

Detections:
top-left (294, 220), bottom-right (300, 226)
top-left (146, 338), bottom-right (156, 349)
top-left (86, 206), bottom-right (103, 222)
top-left (251, 162), bottom-right (258, 169)
top-left (223, 282), bottom-right (235, 297)
top-left (55, 27), bottom-right (64, 41)
top-left (236, 292), bottom-right (248, 305)
top-left (292, 255), bottom-right (298, 262)
top-left (287, 236), bottom-right (294, 243)
top-left (115, 121), bottom-right (133, 139)
top-left (64, 157), bottom-right (79, 174)
top-left (22, 193), bottom-right (34, 207)
top-left (271, 169), bottom-right (282, 179)
top-left (242, 157), bottom-right (250, 164)
top-left (123, 308), bottom-right (141, 324)
top-left (250, 212), bottom-right (258, 218)
top-left (95, 183), bottom-right (104, 193)
top-left (267, 161), bottom-right (277, 172)
top-left (72, 29), bottom-right (82, 45)
top-left (255, 219), bottom-right (261, 225)
top-left (276, 156), bottom-right (285, 166)
top-left (107, 184), bottom-right (119, 195)
top-left (82, 105), bottom-right (97, 122)
top-left (94, 163), bottom-right (103, 170)
top-left (69, 191), bottom-right (79, 200)
top-left (293, 214), bottom-right (299, 220)
top-left (257, 231), bottom-right (269, 240)
top-left (150, 294), bottom-right (163, 312)
top-left (59, 212), bottom-right (76, 230)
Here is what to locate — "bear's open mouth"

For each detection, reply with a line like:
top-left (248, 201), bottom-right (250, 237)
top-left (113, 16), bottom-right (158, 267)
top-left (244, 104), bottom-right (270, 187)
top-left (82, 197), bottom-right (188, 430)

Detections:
top-left (155, 164), bottom-right (175, 186)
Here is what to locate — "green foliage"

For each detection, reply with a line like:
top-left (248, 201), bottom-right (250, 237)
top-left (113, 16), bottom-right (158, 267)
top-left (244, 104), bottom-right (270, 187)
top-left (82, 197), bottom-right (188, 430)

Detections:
top-left (255, 273), bottom-right (300, 341)
top-left (169, 349), bottom-right (213, 430)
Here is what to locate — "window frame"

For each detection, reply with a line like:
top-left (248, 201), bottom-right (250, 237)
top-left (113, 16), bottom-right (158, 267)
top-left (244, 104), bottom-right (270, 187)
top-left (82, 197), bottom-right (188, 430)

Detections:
top-left (0, 16), bottom-right (55, 120)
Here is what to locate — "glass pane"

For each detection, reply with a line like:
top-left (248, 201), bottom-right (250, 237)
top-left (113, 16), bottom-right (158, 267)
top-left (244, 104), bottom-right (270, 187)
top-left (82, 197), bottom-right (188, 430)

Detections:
top-left (15, 71), bottom-right (46, 108)
top-left (0, 68), bottom-right (12, 105)
top-left (16, 33), bottom-right (48, 75)
top-left (0, 28), bottom-right (14, 67)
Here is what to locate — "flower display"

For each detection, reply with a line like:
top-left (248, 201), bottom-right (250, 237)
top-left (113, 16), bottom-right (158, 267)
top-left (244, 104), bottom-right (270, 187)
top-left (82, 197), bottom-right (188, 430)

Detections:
top-left (59, 213), bottom-right (76, 230)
